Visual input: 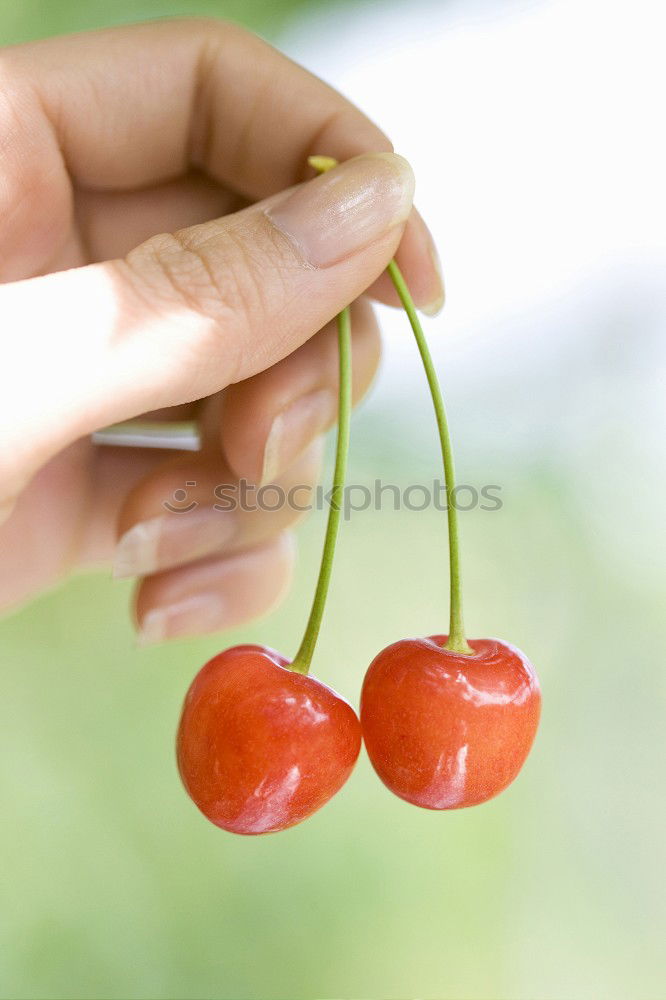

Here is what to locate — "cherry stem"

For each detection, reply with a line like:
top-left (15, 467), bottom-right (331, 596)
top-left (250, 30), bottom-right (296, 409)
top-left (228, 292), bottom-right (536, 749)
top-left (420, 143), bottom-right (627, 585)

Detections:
top-left (291, 305), bottom-right (352, 674)
top-left (291, 154), bottom-right (353, 675)
top-left (386, 259), bottom-right (473, 656)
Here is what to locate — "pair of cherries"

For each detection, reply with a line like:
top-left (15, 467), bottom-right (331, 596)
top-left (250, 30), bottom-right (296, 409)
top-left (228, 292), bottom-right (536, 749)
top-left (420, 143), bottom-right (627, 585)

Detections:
top-left (176, 158), bottom-right (541, 835)
top-left (177, 636), bottom-right (540, 835)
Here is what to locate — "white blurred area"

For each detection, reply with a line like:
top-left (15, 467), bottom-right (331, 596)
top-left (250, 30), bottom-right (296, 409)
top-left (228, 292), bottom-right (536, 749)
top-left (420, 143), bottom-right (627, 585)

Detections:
top-left (281, 0), bottom-right (666, 584)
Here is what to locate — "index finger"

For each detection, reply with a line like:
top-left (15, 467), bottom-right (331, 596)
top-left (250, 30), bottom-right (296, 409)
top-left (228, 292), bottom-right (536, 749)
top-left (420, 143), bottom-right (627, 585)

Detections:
top-left (2, 17), bottom-right (443, 309)
top-left (5, 17), bottom-right (390, 195)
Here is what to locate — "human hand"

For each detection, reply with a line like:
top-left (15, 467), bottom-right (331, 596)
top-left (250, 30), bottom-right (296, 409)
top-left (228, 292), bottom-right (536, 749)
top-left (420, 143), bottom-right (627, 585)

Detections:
top-left (0, 18), bottom-right (443, 641)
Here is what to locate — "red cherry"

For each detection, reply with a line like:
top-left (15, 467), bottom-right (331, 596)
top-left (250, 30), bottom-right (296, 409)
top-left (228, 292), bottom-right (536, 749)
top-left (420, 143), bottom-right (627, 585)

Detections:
top-left (176, 644), bottom-right (361, 834)
top-left (360, 635), bottom-right (541, 809)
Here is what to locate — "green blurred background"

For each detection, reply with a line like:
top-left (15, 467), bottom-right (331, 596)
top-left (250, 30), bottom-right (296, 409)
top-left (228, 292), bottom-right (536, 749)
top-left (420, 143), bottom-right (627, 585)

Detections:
top-left (1, 1), bottom-right (664, 998)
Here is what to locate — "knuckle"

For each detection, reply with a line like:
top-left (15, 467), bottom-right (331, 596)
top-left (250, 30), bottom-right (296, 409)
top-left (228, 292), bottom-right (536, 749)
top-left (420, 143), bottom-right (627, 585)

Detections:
top-left (122, 228), bottom-right (244, 331)
top-left (121, 216), bottom-right (298, 380)
top-left (120, 230), bottom-right (245, 384)
top-left (137, 230), bottom-right (234, 319)
top-left (177, 15), bottom-right (234, 36)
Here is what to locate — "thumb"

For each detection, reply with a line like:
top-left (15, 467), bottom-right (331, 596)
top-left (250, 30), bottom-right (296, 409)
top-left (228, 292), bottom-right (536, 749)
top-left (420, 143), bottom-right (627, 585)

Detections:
top-left (0, 153), bottom-right (414, 497)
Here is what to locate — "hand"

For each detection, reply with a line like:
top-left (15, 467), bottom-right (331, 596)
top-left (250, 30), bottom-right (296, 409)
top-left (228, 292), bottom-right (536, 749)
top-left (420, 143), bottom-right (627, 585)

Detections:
top-left (0, 18), bottom-right (443, 641)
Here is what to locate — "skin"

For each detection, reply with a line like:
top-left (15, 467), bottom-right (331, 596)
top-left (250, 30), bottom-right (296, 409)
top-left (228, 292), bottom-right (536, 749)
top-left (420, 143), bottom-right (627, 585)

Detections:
top-left (177, 645), bottom-right (361, 834)
top-left (360, 635), bottom-right (541, 809)
top-left (0, 18), bottom-right (443, 638)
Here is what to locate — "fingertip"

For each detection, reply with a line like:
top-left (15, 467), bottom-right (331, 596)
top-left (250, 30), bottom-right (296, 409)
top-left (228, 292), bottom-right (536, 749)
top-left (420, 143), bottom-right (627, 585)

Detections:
top-left (365, 206), bottom-right (445, 314)
top-left (420, 237), bottom-right (445, 316)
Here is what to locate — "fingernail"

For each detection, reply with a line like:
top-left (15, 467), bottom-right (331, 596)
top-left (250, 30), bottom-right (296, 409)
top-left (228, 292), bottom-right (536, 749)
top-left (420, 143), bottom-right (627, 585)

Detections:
top-left (261, 388), bottom-right (337, 485)
top-left (114, 508), bottom-right (236, 578)
top-left (137, 593), bottom-right (227, 645)
top-left (421, 243), bottom-right (445, 317)
top-left (267, 152), bottom-right (415, 268)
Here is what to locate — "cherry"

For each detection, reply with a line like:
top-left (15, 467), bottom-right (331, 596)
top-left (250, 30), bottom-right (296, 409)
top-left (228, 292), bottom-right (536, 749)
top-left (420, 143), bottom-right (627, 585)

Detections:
top-left (177, 156), bottom-right (359, 835)
top-left (361, 635), bottom-right (541, 809)
top-left (177, 644), bottom-right (361, 834)
top-left (358, 259), bottom-right (542, 810)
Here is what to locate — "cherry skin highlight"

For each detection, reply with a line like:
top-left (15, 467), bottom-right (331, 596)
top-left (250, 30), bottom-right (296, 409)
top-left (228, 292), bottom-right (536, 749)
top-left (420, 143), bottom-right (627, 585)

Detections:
top-left (360, 635), bottom-right (541, 809)
top-left (177, 644), bottom-right (361, 834)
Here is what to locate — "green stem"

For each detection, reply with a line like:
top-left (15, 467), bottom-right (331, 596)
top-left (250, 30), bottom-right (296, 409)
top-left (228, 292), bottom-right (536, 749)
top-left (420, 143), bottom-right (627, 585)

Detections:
top-left (290, 307), bottom-right (352, 674)
top-left (387, 260), bottom-right (473, 656)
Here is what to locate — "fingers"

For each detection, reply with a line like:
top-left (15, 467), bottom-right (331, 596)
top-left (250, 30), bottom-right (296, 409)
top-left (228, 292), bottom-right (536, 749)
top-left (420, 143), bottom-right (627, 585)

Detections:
top-left (0, 153), bottom-right (412, 502)
top-left (221, 297), bottom-right (381, 484)
top-left (134, 531), bottom-right (296, 644)
top-left (113, 297), bottom-right (379, 579)
top-left (114, 440), bottom-right (323, 579)
top-left (112, 295), bottom-right (379, 579)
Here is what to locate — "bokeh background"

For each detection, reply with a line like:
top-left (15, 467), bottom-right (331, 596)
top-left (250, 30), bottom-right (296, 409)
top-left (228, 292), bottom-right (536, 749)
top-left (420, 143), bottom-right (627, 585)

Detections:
top-left (1, 0), bottom-right (664, 998)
